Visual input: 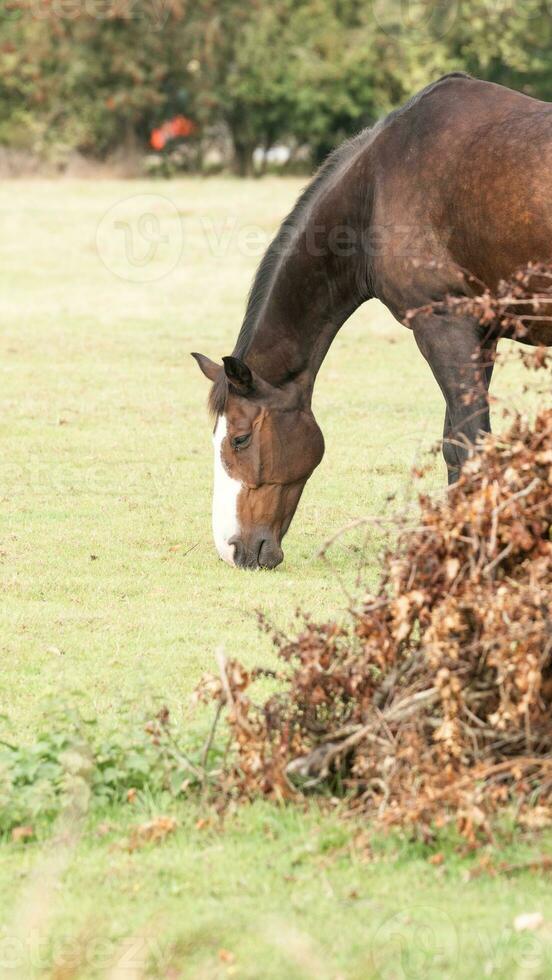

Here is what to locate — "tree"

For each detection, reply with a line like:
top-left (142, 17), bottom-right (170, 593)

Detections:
top-left (0, 1), bottom-right (192, 161)
top-left (184, 0), bottom-right (299, 175)
top-left (443, 0), bottom-right (552, 100)
top-left (3, 0), bottom-right (552, 171)
top-left (185, 0), bottom-right (398, 173)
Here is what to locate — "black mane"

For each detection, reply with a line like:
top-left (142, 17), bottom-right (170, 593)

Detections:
top-left (208, 131), bottom-right (369, 416)
top-left (236, 131), bottom-right (371, 356)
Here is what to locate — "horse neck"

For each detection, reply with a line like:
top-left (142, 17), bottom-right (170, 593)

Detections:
top-left (236, 167), bottom-right (372, 396)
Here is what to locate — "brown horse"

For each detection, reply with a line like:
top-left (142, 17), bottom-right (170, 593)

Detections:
top-left (193, 73), bottom-right (552, 569)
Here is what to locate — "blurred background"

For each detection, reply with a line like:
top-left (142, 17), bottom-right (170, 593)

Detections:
top-left (2, 0), bottom-right (552, 179)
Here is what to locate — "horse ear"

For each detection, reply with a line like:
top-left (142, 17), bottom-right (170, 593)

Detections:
top-left (191, 352), bottom-right (221, 382)
top-left (222, 356), bottom-right (254, 395)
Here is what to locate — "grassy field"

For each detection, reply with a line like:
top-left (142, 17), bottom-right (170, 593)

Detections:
top-left (1, 178), bottom-right (551, 978)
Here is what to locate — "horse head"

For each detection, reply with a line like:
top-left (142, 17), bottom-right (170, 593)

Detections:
top-left (192, 353), bottom-right (324, 569)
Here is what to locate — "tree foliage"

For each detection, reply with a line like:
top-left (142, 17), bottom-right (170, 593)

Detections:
top-left (2, 0), bottom-right (552, 170)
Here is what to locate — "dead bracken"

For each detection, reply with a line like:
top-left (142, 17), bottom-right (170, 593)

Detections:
top-left (197, 265), bottom-right (552, 843)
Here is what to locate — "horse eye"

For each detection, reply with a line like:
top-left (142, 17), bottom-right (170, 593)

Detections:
top-left (232, 433), bottom-right (251, 450)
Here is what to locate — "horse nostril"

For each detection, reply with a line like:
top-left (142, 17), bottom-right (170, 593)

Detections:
top-left (228, 536), bottom-right (244, 566)
top-left (225, 536), bottom-right (283, 570)
top-left (258, 539), bottom-right (284, 570)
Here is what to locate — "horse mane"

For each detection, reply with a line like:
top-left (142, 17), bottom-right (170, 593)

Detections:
top-left (208, 132), bottom-right (369, 417)
top-left (208, 71), bottom-right (473, 417)
top-left (238, 132), bottom-right (371, 352)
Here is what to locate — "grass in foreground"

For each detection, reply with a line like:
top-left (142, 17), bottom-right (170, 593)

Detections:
top-left (2, 800), bottom-right (552, 978)
top-left (0, 178), bottom-right (550, 977)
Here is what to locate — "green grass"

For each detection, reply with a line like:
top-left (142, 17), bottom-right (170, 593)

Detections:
top-left (1, 178), bottom-right (551, 978)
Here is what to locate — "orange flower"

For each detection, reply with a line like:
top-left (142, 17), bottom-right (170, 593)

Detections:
top-left (150, 128), bottom-right (166, 150)
top-left (149, 116), bottom-right (196, 151)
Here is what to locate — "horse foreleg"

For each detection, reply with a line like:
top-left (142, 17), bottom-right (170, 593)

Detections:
top-left (413, 314), bottom-right (496, 484)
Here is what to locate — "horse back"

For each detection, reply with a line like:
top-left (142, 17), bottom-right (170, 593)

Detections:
top-left (370, 74), bottom-right (552, 332)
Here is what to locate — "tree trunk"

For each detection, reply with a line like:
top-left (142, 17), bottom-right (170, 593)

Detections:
top-left (232, 139), bottom-right (254, 177)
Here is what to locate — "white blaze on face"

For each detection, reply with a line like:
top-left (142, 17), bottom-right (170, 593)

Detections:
top-left (212, 415), bottom-right (242, 565)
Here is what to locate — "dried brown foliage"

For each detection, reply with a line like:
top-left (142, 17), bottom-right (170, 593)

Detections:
top-left (407, 261), bottom-right (552, 350)
top-left (197, 408), bottom-right (552, 841)
top-left (198, 265), bottom-right (552, 842)
top-left (126, 816), bottom-right (178, 851)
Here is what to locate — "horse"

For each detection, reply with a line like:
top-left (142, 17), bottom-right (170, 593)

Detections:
top-left (193, 72), bottom-right (552, 570)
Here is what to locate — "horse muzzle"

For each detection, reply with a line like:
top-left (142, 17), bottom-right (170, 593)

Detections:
top-left (228, 533), bottom-right (283, 570)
